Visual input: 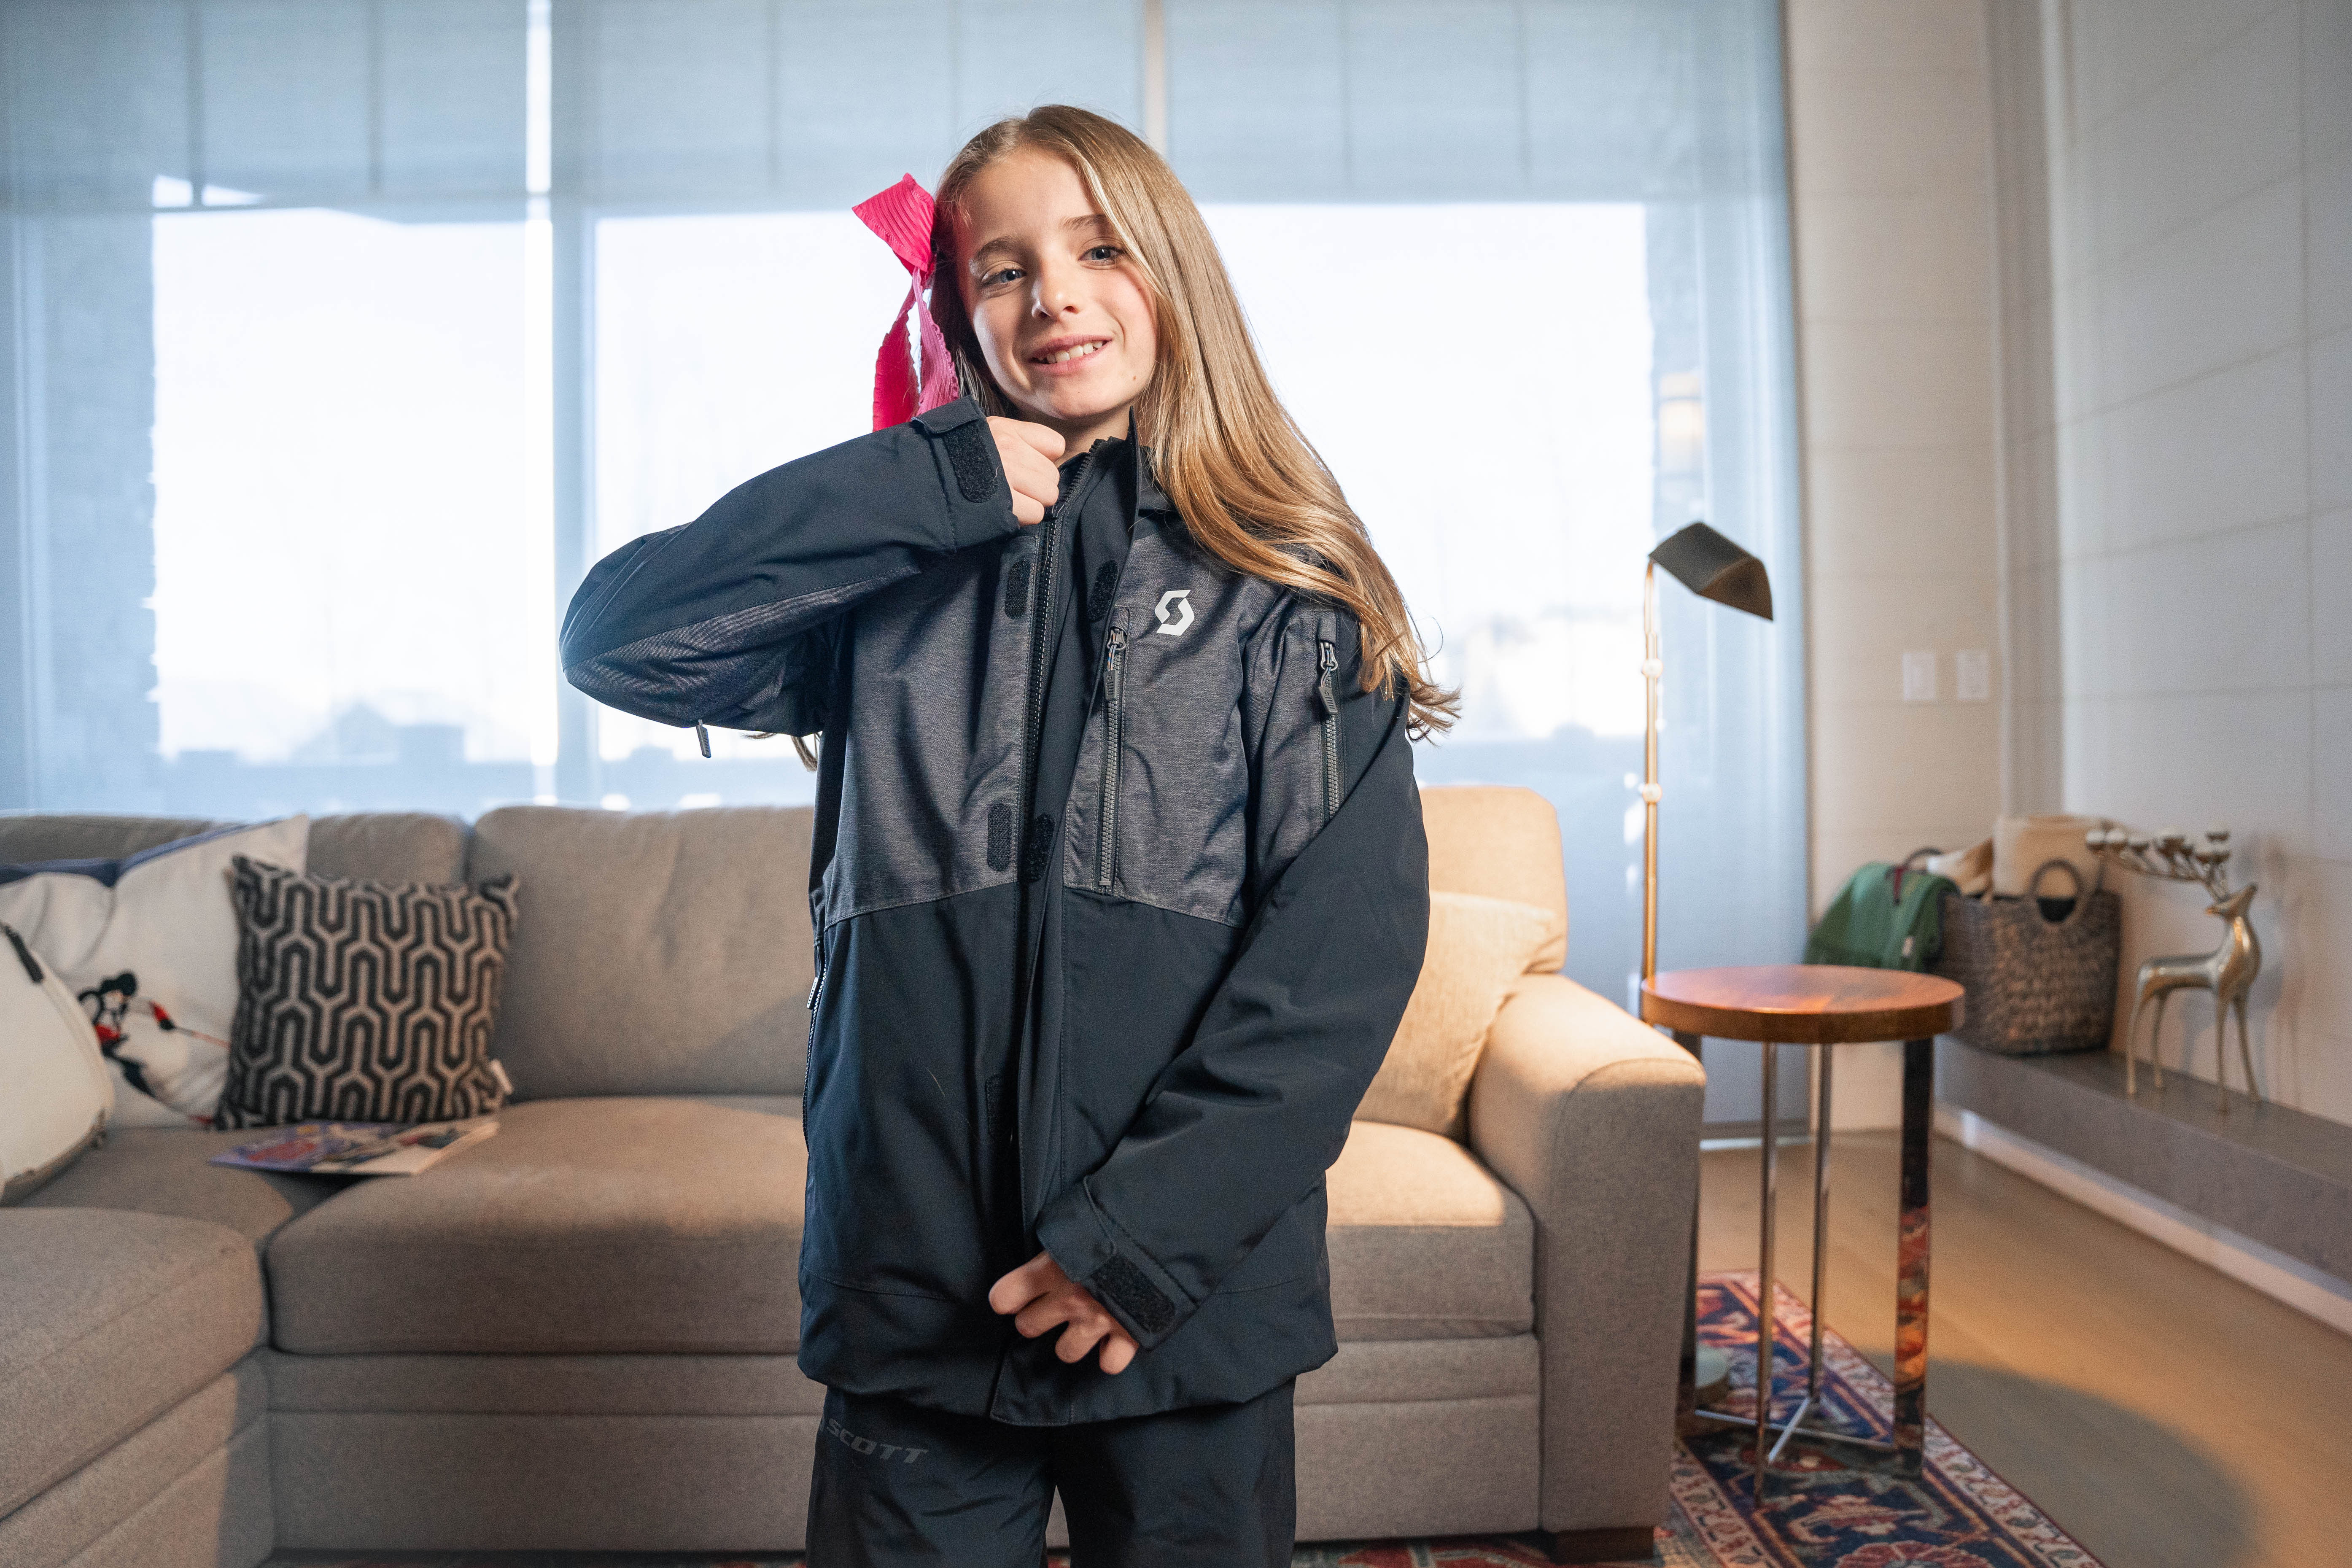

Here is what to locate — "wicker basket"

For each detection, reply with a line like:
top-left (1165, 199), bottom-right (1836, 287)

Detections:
top-left (1931, 859), bottom-right (2120, 1056)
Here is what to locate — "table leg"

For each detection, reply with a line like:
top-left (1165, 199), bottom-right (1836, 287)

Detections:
top-left (1809, 1047), bottom-right (1834, 1408)
top-left (1894, 1037), bottom-right (1933, 1475)
top-left (1674, 1030), bottom-right (1704, 1416)
top-left (1755, 1040), bottom-right (1778, 1497)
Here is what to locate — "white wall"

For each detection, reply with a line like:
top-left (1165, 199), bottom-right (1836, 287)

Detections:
top-left (1999, 0), bottom-right (2352, 1127)
top-left (1786, 0), bottom-right (2006, 1127)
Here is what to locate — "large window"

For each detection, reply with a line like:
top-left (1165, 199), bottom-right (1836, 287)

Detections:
top-left (151, 208), bottom-right (544, 815)
top-left (1, 0), bottom-right (1802, 1033)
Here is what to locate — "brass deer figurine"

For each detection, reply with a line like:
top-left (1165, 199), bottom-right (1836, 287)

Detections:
top-left (2086, 827), bottom-right (2262, 1109)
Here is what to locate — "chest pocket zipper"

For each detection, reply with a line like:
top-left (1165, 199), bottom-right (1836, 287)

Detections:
top-left (1316, 633), bottom-right (1341, 825)
top-left (806, 924), bottom-right (828, 1060)
top-left (1097, 612), bottom-right (1129, 892)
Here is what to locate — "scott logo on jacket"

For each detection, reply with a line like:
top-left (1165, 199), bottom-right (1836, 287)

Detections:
top-left (1153, 587), bottom-right (1194, 636)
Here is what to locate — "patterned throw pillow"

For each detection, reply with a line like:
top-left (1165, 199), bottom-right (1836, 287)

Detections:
top-left (213, 855), bottom-right (520, 1129)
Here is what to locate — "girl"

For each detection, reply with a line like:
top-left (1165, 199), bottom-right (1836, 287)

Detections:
top-left (561, 105), bottom-right (1448, 1567)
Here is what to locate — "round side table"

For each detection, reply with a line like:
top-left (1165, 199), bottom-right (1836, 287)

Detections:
top-left (1641, 965), bottom-right (1964, 1495)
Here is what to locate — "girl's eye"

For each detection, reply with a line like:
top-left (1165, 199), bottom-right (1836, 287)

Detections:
top-left (1083, 245), bottom-right (1123, 263)
top-left (983, 266), bottom-right (1022, 287)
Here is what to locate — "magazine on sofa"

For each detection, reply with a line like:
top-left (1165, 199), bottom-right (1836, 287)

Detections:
top-left (208, 1117), bottom-right (498, 1176)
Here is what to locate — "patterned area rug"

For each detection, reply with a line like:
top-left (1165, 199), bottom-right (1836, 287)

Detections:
top-left (266, 1272), bottom-right (2101, 1568)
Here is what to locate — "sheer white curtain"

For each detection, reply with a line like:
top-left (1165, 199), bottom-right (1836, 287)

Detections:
top-left (1161, 0), bottom-right (1805, 1097)
top-left (0, 0), bottom-right (1802, 1053)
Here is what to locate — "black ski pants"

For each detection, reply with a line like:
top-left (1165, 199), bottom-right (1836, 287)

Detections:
top-left (806, 1380), bottom-right (1296, 1567)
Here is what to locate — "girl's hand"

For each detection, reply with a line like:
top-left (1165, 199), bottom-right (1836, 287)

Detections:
top-left (988, 1250), bottom-right (1139, 1374)
top-left (990, 417), bottom-right (1065, 525)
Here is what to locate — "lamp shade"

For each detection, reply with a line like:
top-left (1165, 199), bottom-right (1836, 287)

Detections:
top-left (1649, 522), bottom-right (1773, 620)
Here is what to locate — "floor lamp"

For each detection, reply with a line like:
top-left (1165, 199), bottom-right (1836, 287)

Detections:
top-left (1641, 521), bottom-right (1774, 1411)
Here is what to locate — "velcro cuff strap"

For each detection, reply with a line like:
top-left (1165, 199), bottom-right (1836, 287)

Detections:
top-left (1089, 1254), bottom-right (1178, 1339)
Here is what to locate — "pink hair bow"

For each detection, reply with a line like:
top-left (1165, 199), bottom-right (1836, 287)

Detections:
top-left (855, 175), bottom-right (961, 431)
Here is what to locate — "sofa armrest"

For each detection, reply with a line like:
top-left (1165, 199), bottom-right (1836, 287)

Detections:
top-left (1467, 972), bottom-right (1705, 1536)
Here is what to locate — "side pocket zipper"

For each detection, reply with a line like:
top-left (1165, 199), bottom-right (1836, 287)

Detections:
top-left (806, 924), bottom-right (828, 1044)
top-left (1316, 636), bottom-right (1341, 824)
top-left (1096, 615), bottom-right (1128, 892)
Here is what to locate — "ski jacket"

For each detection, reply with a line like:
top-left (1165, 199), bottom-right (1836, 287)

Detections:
top-left (560, 395), bottom-right (1429, 1425)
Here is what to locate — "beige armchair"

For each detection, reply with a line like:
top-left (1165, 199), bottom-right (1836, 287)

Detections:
top-left (1412, 785), bottom-right (1708, 1559)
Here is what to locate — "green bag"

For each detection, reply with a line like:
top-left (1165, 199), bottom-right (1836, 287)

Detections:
top-left (1805, 851), bottom-right (1957, 972)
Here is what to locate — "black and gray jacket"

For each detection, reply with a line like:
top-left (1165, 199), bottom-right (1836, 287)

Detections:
top-left (561, 395), bottom-right (1428, 1425)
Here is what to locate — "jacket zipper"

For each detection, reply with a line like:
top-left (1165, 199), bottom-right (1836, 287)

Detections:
top-left (1018, 447), bottom-right (1103, 877)
top-left (806, 924), bottom-right (828, 1043)
top-left (1317, 637), bottom-right (1342, 824)
top-left (1096, 617), bottom-right (1128, 892)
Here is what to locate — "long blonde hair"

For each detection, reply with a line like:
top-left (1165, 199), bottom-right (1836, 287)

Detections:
top-left (929, 106), bottom-right (1455, 737)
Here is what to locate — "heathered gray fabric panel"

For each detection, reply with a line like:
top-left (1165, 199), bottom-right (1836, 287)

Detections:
top-left (816, 525), bottom-right (1032, 929)
top-left (1058, 515), bottom-right (1276, 926)
top-left (304, 812), bottom-right (468, 884)
top-left (1294, 1395), bottom-right (1541, 1543)
top-left (1466, 973), bottom-right (1705, 1535)
top-left (1326, 1121), bottom-right (1534, 1339)
top-left (20, 1129), bottom-right (343, 1253)
top-left (1296, 1335), bottom-right (1538, 1406)
top-left (469, 804), bottom-right (816, 1097)
top-left (269, 1412), bottom-right (820, 1552)
top-left (0, 1211), bottom-right (261, 1516)
top-left (0, 1361), bottom-right (266, 1568)
top-left (57, 1420), bottom-right (272, 1568)
top-left (262, 1348), bottom-right (827, 1417)
top-left (0, 815), bottom-right (226, 863)
top-left (267, 1098), bottom-right (804, 1355)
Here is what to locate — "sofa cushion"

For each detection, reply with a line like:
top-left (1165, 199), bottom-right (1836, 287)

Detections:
top-left (1326, 1120), bottom-right (1533, 1339)
top-left (262, 1347), bottom-right (828, 1417)
top-left (0, 816), bottom-right (225, 865)
top-left (0, 1210), bottom-right (262, 1517)
top-left (0, 1359), bottom-right (268, 1568)
top-left (468, 806), bottom-right (816, 1099)
top-left (16, 1128), bottom-right (343, 1253)
top-left (0, 813), bottom-right (467, 887)
top-left (266, 1097), bottom-right (806, 1355)
top-left (307, 812), bottom-right (469, 884)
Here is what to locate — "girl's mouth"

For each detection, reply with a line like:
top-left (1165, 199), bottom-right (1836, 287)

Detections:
top-left (1030, 338), bottom-right (1109, 367)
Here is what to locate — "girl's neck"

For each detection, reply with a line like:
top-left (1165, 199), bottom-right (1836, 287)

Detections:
top-left (1045, 404), bottom-right (1134, 462)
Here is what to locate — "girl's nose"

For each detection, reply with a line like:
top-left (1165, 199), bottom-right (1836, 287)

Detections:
top-left (1031, 260), bottom-right (1081, 316)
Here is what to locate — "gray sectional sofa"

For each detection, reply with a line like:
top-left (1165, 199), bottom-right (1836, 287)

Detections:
top-left (0, 785), bottom-right (1704, 1565)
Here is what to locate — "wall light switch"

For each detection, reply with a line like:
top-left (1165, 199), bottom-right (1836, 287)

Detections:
top-left (1902, 650), bottom-right (1937, 703)
top-left (1956, 649), bottom-right (1991, 702)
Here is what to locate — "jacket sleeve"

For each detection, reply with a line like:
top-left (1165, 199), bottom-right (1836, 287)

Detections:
top-left (1032, 606), bottom-right (1430, 1351)
top-left (560, 396), bottom-right (1016, 736)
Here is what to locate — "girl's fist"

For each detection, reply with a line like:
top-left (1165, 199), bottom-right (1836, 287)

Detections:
top-left (990, 417), bottom-right (1065, 526)
top-left (988, 1249), bottom-right (1138, 1374)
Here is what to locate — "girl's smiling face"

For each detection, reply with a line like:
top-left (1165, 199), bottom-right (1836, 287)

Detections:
top-left (952, 146), bottom-right (1158, 456)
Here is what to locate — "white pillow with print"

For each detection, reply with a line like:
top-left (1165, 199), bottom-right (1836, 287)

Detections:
top-left (0, 817), bottom-right (310, 1126)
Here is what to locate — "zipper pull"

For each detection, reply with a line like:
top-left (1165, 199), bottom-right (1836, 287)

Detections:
top-left (4, 922), bottom-right (43, 983)
top-left (1315, 639), bottom-right (1339, 719)
top-left (694, 722), bottom-right (712, 758)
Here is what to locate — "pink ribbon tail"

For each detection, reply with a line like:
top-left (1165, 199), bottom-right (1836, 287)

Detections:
top-left (855, 175), bottom-right (960, 430)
